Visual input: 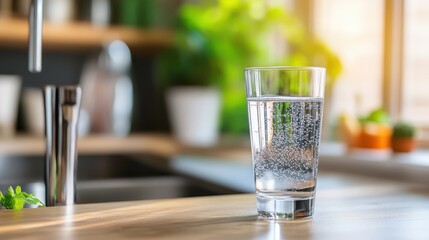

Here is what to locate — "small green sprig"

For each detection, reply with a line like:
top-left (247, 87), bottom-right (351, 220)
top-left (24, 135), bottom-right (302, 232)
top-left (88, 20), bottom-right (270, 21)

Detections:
top-left (0, 186), bottom-right (45, 210)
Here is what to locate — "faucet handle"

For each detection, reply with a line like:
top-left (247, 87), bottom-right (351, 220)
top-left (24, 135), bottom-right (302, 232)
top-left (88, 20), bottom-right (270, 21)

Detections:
top-left (59, 86), bottom-right (82, 123)
top-left (59, 86), bottom-right (82, 105)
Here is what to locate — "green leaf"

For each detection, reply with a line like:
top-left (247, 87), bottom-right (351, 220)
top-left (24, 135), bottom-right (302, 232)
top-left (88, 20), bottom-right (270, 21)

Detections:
top-left (13, 197), bottom-right (25, 210)
top-left (0, 191), bottom-right (4, 207)
top-left (2, 194), bottom-right (14, 209)
top-left (361, 108), bottom-right (390, 124)
top-left (25, 196), bottom-right (42, 205)
top-left (7, 186), bottom-right (14, 197)
top-left (0, 186), bottom-right (44, 210)
top-left (15, 186), bottom-right (21, 194)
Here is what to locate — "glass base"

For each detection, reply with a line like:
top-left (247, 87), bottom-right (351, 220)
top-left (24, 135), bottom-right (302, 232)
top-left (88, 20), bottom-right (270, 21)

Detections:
top-left (257, 195), bottom-right (315, 220)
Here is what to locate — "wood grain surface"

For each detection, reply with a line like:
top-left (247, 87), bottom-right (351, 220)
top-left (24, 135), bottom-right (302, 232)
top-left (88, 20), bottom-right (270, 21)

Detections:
top-left (1, 181), bottom-right (429, 240)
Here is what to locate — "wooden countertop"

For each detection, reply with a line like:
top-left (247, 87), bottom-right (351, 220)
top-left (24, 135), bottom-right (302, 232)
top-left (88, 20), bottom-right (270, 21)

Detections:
top-left (1, 181), bottom-right (429, 240)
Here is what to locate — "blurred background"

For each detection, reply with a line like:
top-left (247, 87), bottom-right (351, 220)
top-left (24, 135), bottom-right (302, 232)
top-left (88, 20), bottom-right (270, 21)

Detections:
top-left (0, 0), bottom-right (427, 146)
top-left (0, 0), bottom-right (428, 205)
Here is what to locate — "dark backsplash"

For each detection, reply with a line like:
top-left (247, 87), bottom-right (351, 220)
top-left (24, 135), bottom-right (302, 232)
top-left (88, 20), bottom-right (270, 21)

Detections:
top-left (0, 49), bottom-right (169, 133)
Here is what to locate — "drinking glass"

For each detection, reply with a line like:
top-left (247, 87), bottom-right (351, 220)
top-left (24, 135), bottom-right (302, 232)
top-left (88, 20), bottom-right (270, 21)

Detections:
top-left (245, 66), bottom-right (325, 220)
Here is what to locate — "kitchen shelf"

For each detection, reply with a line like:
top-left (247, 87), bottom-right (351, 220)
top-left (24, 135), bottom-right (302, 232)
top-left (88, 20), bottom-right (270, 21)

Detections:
top-left (0, 134), bottom-right (251, 160)
top-left (0, 134), bottom-right (180, 157)
top-left (0, 18), bottom-right (174, 52)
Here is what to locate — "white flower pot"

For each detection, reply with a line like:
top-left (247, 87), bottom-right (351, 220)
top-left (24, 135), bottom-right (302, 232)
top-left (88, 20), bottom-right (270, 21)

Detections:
top-left (166, 87), bottom-right (221, 147)
top-left (44, 0), bottom-right (74, 24)
top-left (0, 75), bottom-right (21, 137)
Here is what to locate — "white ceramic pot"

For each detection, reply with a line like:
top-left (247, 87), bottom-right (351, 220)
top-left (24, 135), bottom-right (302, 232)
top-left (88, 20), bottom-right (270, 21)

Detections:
top-left (44, 0), bottom-right (74, 24)
top-left (23, 88), bottom-right (44, 135)
top-left (90, 0), bottom-right (111, 26)
top-left (166, 87), bottom-right (221, 147)
top-left (0, 75), bottom-right (21, 137)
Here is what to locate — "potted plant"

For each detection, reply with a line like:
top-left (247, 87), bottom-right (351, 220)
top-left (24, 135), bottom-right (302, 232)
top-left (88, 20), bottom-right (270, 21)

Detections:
top-left (358, 109), bottom-right (392, 150)
top-left (157, 19), bottom-right (223, 147)
top-left (157, 0), bottom-right (342, 145)
top-left (391, 122), bottom-right (417, 153)
top-left (339, 109), bottom-right (394, 150)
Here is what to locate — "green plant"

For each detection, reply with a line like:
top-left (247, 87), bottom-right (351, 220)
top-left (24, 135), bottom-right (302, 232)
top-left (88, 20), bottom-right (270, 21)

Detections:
top-left (157, 30), bottom-right (222, 87)
top-left (0, 186), bottom-right (44, 210)
top-left (115, 0), bottom-right (156, 28)
top-left (157, 0), bottom-right (342, 133)
top-left (392, 122), bottom-right (416, 139)
top-left (359, 108), bottom-right (391, 124)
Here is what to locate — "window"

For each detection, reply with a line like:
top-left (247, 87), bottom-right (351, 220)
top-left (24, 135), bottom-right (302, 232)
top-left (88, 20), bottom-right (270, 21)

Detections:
top-left (303, 0), bottom-right (429, 142)
top-left (403, 0), bottom-right (429, 127)
top-left (312, 0), bottom-right (385, 119)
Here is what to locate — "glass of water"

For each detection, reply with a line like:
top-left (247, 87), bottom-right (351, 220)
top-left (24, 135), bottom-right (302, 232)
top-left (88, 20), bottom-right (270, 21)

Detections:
top-left (245, 66), bottom-right (325, 220)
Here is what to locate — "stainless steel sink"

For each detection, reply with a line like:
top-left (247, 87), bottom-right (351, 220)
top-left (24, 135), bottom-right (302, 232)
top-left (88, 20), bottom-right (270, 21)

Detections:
top-left (0, 155), bottom-right (167, 184)
top-left (77, 176), bottom-right (215, 203)
top-left (0, 155), bottom-right (220, 206)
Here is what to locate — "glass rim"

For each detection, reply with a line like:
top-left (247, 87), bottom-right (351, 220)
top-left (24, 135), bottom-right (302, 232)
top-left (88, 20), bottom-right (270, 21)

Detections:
top-left (245, 66), bottom-right (325, 71)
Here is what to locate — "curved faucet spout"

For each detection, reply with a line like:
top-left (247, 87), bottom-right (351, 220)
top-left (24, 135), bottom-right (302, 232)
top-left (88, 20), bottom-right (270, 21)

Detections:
top-left (29, 0), bottom-right (43, 73)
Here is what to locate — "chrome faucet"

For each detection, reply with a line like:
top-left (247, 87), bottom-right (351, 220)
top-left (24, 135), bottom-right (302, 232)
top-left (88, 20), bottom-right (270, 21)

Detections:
top-left (29, 0), bottom-right (43, 73)
top-left (28, 0), bottom-right (81, 206)
top-left (43, 86), bottom-right (82, 206)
